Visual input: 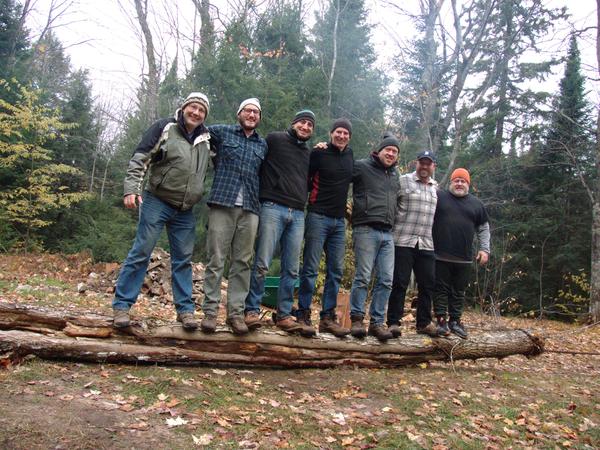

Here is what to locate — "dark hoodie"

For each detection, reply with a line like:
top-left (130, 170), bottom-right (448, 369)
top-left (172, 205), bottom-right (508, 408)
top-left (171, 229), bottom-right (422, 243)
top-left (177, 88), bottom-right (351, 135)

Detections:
top-left (260, 127), bottom-right (311, 210)
top-left (350, 152), bottom-right (400, 229)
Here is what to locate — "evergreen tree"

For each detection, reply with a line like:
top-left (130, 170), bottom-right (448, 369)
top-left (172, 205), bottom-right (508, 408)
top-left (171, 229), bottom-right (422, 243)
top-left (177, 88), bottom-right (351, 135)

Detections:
top-left (511, 35), bottom-right (593, 317)
top-left (309, 0), bottom-right (386, 154)
top-left (0, 0), bottom-right (30, 82)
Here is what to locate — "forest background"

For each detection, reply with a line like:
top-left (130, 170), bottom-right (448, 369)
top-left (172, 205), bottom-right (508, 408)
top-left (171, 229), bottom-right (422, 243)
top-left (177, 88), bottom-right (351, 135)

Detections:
top-left (1, 0), bottom-right (599, 322)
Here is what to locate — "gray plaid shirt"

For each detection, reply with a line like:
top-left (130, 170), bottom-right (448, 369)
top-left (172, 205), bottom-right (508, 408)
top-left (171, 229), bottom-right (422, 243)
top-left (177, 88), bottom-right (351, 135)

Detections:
top-left (392, 171), bottom-right (438, 250)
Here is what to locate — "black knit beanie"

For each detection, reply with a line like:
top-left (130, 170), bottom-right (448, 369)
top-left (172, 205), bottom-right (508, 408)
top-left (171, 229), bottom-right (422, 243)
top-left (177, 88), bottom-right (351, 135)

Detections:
top-left (292, 109), bottom-right (316, 126)
top-left (330, 118), bottom-right (352, 135)
top-left (376, 132), bottom-right (400, 152)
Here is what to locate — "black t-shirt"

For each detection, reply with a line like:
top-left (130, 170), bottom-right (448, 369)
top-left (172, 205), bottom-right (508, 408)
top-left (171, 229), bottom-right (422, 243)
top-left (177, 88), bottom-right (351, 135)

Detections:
top-left (432, 190), bottom-right (488, 261)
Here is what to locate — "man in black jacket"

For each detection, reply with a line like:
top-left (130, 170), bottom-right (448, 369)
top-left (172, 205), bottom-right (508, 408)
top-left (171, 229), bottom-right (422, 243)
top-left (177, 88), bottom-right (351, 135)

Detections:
top-left (348, 133), bottom-right (401, 342)
top-left (297, 119), bottom-right (353, 338)
top-left (244, 110), bottom-right (316, 336)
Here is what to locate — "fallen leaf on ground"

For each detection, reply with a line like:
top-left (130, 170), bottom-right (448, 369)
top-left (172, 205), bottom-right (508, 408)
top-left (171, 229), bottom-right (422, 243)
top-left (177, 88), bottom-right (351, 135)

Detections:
top-left (192, 434), bottom-right (213, 446)
top-left (166, 416), bottom-right (188, 427)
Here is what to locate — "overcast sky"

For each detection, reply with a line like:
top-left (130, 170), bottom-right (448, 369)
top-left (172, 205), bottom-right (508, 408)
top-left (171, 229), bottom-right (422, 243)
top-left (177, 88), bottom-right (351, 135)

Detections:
top-left (26, 0), bottom-right (599, 108)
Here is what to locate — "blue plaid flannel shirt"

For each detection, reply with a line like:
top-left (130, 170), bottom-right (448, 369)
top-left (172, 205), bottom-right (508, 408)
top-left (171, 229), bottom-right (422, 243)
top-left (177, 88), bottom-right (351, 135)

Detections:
top-left (207, 124), bottom-right (267, 215)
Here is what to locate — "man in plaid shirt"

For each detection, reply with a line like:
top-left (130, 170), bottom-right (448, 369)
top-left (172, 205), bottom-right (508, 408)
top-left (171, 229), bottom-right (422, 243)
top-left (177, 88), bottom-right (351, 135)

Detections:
top-left (388, 150), bottom-right (439, 337)
top-left (201, 98), bottom-right (267, 335)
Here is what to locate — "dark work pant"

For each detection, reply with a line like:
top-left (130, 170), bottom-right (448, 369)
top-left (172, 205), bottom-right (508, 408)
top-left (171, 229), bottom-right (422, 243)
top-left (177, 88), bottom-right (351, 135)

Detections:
top-left (433, 260), bottom-right (471, 321)
top-left (387, 245), bottom-right (435, 329)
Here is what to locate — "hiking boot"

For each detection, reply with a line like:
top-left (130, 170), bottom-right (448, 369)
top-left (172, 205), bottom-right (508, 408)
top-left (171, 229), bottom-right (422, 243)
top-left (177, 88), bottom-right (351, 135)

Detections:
top-left (276, 316), bottom-right (304, 334)
top-left (113, 308), bottom-right (130, 328)
top-left (436, 316), bottom-right (451, 337)
top-left (296, 309), bottom-right (313, 326)
top-left (226, 316), bottom-right (249, 335)
top-left (368, 323), bottom-right (393, 342)
top-left (350, 315), bottom-right (367, 339)
top-left (177, 312), bottom-right (198, 331)
top-left (299, 322), bottom-right (317, 338)
top-left (200, 315), bottom-right (217, 333)
top-left (319, 315), bottom-right (350, 338)
top-left (244, 312), bottom-right (263, 330)
top-left (449, 320), bottom-right (468, 339)
top-left (388, 324), bottom-right (402, 338)
top-left (416, 322), bottom-right (439, 337)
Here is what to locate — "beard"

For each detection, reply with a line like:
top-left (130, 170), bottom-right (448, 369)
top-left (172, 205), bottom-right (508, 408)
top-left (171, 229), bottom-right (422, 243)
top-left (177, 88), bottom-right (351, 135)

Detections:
top-left (449, 185), bottom-right (469, 197)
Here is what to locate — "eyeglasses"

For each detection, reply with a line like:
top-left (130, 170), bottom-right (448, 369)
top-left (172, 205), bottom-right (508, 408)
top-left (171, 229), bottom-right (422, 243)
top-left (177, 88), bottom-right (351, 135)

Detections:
top-left (241, 108), bottom-right (260, 116)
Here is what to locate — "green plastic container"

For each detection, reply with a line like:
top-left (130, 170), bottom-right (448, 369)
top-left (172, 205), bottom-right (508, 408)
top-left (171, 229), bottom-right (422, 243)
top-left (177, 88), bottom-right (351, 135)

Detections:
top-left (262, 276), bottom-right (299, 309)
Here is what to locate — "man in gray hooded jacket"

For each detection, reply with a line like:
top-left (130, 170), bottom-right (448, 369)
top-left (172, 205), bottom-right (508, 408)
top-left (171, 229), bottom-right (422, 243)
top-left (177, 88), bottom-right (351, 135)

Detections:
top-left (112, 93), bottom-right (211, 331)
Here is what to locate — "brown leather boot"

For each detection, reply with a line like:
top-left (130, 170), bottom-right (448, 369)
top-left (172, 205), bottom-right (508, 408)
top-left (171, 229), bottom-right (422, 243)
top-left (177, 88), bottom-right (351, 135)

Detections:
top-left (295, 309), bottom-right (316, 337)
top-left (226, 316), bottom-right (249, 335)
top-left (113, 309), bottom-right (130, 328)
top-left (319, 315), bottom-right (350, 338)
top-left (244, 312), bottom-right (263, 330)
top-left (177, 312), bottom-right (198, 331)
top-left (200, 315), bottom-right (217, 333)
top-left (350, 314), bottom-right (367, 339)
top-left (276, 316), bottom-right (304, 334)
top-left (368, 323), bottom-right (393, 342)
top-left (388, 324), bottom-right (402, 338)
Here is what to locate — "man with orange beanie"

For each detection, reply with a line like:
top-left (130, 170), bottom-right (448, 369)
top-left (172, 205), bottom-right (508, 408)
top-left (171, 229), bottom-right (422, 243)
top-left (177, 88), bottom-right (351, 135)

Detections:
top-left (432, 168), bottom-right (490, 338)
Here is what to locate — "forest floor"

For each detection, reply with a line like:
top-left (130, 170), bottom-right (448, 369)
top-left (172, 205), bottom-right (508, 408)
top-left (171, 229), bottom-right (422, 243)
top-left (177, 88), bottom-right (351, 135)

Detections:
top-left (0, 252), bottom-right (599, 449)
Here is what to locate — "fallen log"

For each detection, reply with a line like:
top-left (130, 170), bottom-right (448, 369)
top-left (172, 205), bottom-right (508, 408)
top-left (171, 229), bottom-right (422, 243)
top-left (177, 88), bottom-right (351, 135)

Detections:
top-left (0, 303), bottom-right (544, 368)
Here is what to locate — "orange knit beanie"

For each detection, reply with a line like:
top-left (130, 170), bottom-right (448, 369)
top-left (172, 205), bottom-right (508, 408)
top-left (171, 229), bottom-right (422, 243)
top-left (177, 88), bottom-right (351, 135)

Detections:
top-left (451, 168), bottom-right (470, 184)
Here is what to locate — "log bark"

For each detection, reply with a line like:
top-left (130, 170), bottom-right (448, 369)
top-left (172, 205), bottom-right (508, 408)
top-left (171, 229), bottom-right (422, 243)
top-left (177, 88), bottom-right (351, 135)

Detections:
top-left (0, 304), bottom-right (544, 369)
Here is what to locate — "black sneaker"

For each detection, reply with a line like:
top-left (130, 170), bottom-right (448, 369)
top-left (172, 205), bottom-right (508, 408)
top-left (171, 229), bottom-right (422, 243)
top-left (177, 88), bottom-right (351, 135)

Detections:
top-left (436, 316), bottom-right (451, 337)
top-left (448, 320), bottom-right (468, 339)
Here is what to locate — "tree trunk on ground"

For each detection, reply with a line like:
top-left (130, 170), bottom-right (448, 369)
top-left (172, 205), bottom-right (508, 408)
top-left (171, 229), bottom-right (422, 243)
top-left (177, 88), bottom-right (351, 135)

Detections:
top-left (0, 304), bottom-right (544, 368)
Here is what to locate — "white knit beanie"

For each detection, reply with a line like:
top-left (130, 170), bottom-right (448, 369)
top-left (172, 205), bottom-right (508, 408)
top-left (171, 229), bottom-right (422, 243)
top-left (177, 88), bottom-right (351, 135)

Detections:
top-left (237, 98), bottom-right (261, 115)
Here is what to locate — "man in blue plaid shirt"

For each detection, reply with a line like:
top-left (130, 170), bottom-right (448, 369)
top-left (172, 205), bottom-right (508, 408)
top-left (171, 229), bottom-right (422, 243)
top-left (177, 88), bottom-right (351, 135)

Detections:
top-left (201, 98), bottom-right (267, 335)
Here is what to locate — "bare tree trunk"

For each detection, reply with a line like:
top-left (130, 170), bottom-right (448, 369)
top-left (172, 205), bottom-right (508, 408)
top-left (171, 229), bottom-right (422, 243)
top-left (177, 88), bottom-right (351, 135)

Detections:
top-left (100, 157), bottom-right (111, 201)
top-left (590, 0), bottom-right (600, 322)
top-left (417, 0), bottom-right (444, 152)
top-left (326, 0), bottom-right (349, 113)
top-left (192, 0), bottom-right (215, 59)
top-left (133, 0), bottom-right (159, 123)
top-left (0, 305), bottom-right (544, 368)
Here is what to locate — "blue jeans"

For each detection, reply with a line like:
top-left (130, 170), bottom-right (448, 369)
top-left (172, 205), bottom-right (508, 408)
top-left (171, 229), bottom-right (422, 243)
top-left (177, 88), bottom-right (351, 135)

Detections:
top-left (113, 191), bottom-right (196, 314)
top-left (245, 201), bottom-right (304, 320)
top-left (298, 212), bottom-right (346, 318)
top-left (349, 225), bottom-right (394, 325)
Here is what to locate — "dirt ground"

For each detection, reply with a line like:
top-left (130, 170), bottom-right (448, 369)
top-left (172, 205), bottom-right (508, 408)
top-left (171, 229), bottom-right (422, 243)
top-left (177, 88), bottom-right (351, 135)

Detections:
top-left (0, 253), bottom-right (599, 449)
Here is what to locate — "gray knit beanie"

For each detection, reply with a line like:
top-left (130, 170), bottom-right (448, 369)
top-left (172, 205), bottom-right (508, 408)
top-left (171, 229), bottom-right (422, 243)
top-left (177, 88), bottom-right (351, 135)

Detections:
top-left (376, 132), bottom-right (400, 152)
top-left (330, 118), bottom-right (352, 136)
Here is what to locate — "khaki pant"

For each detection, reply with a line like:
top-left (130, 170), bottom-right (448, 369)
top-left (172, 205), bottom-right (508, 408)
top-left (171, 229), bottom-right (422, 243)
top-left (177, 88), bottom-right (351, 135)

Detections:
top-left (202, 206), bottom-right (259, 318)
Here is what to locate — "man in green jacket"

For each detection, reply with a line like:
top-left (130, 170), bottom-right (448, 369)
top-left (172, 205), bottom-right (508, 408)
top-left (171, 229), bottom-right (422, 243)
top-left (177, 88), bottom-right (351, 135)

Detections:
top-left (112, 93), bottom-right (211, 331)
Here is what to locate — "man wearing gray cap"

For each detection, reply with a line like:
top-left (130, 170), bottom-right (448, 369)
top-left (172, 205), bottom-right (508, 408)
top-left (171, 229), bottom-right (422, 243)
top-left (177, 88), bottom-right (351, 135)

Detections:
top-left (201, 98), bottom-right (267, 335)
top-left (113, 92), bottom-right (211, 331)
